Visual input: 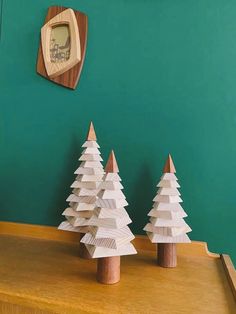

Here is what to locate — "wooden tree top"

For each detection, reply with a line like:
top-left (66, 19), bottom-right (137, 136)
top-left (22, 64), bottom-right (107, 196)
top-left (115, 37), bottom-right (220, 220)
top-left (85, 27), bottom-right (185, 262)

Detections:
top-left (105, 150), bottom-right (119, 173)
top-left (87, 122), bottom-right (97, 141)
top-left (163, 154), bottom-right (176, 173)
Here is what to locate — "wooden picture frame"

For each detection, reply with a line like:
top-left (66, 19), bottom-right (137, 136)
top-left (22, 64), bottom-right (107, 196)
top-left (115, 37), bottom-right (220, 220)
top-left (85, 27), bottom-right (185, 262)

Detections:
top-left (37, 6), bottom-right (88, 90)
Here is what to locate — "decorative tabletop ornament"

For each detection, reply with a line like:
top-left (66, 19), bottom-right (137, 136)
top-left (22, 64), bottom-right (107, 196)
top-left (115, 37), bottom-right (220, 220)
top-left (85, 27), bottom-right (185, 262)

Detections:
top-left (144, 154), bottom-right (191, 268)
top-left (58, 122), bottom-right (104, 258)
top-left (81, 150), bottom-right (137, 284)
top-left (37, 6), bottom-right (87, 89)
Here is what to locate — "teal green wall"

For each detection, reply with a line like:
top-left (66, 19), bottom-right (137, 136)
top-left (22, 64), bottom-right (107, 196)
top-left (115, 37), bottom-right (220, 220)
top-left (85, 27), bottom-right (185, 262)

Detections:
top-left (0, 0), bottom-right (235, 263)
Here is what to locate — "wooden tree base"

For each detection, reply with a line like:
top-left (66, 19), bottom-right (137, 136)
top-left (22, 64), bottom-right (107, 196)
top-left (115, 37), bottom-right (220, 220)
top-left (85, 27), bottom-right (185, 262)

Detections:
top-left (158, 243), bottom-right (177, 268)
top-left (78, 234), bottom-right (91, 259)
top-left (97, 256), bottom-right (120, 284)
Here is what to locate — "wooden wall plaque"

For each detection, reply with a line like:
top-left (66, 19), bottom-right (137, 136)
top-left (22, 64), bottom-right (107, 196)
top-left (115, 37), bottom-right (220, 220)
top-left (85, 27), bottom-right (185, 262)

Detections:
top-left (36, 6), bottom-right (88, 90)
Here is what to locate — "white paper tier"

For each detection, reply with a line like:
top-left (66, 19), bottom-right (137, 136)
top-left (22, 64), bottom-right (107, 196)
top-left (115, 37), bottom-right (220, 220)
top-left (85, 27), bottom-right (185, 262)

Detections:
top-left (74, 167), bottom-right (104, 175)
top-left (153, 195), bottom-right (183, 203)
top-left (144, 223), bottom-right (192, 237)
top-left (76, 174), bottom-right (104, 182)
top-left (71, 181), bottom-right (100, 189)
top-left (148, 209), bottom-right (187, 219)
top-left (62, 208), bottom-right (93, 219)
top-left (150, 217), bottom-right (188, 227)
top-left (58, 221), bottom-right (80, 232)
top-left (103, 173), bottom-right (121, 182)
top-left (152, 202), bottom-right (184, 212)
top-left (81, 232), bottom-right (135, 249)
top-left (161, 173), bottom-right (178, 181)
top-left (90, 225), bottom-right (134, 239)
top-left (99, 181), bottom-right (123, 190)
top-left (67, 194), bottom-right (96, 204)
top-left (66, 216), bottom-right (88, 227)
top-left (88, 215), bottom-right (132, 229)
top-left (157, 180), bottom-right (180, 188)
top-left (95, 207), bottom-right (130, 219)
top-left (80, 161), bottom-right (103, 169)
top-left (82, 147), bottom-right (101, 155)
top-left (82, 141), bottom-right (100, 148)
top-left (79, 154), bottom-right (103, 162)
top-left (98, 189), bottom-right (126, 200)
top-left (147, 232), bottom-right (191, 243)
top-left (157, 187), bottom-right (180, 196)
top-left (69, 202), bottom-right (96, 211)
top-left (96, 198), bottom-right (128, 209)
top-left (85, 242), bottom-right (137, 258)
top-left (72, 188), bottom-right (98, 197)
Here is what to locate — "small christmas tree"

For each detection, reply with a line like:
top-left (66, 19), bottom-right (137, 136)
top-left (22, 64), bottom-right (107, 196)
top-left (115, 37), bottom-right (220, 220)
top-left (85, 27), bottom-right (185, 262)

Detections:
top-left (58, 122), bottom-right (104, 258)
top-left (81, 150), bottom-right (137, 284)
top-left (144, 154), bottom-right (191, 267)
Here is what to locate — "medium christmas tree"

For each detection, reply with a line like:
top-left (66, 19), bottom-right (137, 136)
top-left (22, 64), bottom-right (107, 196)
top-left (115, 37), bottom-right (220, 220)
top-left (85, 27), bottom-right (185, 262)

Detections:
top-left (81, 150), bottom-right (137, 284)
top-left (144, 154), bottom-right (191, 267)
top-left (58, 122), bottom-right (104, 258)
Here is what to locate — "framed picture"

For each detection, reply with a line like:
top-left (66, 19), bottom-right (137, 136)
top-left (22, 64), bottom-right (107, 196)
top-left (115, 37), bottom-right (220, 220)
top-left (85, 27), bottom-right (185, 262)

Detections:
top-left (37, 6), bottom-right (88, 90)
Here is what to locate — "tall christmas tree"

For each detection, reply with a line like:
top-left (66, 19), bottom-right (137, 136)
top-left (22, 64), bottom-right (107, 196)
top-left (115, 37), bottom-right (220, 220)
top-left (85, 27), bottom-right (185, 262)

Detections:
top-left (144, 154), bottom-right (191, 267)
top-left (58, 122), bottom-right (104, 258)
top-left (81, 150), bottom-right (137, 284)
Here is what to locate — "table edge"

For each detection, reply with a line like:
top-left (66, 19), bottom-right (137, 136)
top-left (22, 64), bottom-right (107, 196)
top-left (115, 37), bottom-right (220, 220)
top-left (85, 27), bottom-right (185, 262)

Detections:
top-left (221, 254), bottom-right (236, 301)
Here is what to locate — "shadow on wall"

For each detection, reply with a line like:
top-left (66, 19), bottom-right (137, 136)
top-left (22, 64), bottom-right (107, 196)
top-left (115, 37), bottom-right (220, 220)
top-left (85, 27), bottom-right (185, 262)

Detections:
top-left (47, 135), bottom-right (82, 225)
top-left (130, 163), bottom-right (156, 234)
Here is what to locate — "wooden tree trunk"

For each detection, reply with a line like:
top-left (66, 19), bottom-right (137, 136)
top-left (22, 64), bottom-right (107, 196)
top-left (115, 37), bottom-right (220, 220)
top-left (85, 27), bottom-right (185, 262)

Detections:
top-left (158, 243), bottom-right (177, 268)
top-left (97, 256), bottom-right (120, 284)
top-left (78, 234), bottom-right (91, 259)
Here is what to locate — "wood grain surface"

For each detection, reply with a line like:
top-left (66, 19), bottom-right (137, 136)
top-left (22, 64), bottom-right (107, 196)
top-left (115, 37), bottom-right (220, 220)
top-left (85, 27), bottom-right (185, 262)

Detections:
top-left (221, 254), bottom-right (236, 302)
top-left (36, 6), bottom-right (87, 89)
top-left (0, 222), bottom-right (235, 313)
top-left (0, 233), bottom-right (235, 313)
top-left (40, 8), bottom-right (81, 79)
top-left (97, 256), bottom-right (120, 284)
top-left (158, 243), bottom-right (177, 267)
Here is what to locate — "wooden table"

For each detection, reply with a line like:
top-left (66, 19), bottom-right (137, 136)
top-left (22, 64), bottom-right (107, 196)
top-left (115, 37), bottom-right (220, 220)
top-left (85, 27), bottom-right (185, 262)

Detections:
top-left (0, 222), bottom-right (235, 314)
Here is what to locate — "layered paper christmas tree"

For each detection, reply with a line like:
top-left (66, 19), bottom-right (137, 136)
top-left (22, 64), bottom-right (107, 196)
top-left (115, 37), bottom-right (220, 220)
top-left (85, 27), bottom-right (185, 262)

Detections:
top-left (58, 122), bottom-right (104, 234)
top-left (144, 154), bottom-right (191, 244)
top-left (81, 150), bottom-right (137, 258)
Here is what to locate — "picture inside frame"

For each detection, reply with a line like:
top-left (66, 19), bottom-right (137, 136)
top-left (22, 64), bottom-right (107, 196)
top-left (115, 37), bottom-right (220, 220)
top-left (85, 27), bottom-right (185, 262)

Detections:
top-left (50, 24), bottom-right (71, 63)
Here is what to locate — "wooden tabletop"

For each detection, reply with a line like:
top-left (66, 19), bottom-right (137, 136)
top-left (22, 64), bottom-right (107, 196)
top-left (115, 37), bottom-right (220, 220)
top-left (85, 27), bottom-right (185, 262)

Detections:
top-left (0, 222), bottom-right (235, 314)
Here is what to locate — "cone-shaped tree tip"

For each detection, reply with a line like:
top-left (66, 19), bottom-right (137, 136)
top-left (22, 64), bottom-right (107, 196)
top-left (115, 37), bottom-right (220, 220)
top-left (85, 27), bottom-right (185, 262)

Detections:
top-left (105, 150), bottom-right (119, 173)
top-left (87, 122), bottom-right (97, 141)
top-left (163, 154), bottom-right (176, 173)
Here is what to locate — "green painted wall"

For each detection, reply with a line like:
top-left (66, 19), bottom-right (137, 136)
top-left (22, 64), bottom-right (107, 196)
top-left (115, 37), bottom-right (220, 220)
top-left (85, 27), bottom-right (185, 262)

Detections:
top-left (0, 0), bottom-right (235, 263)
